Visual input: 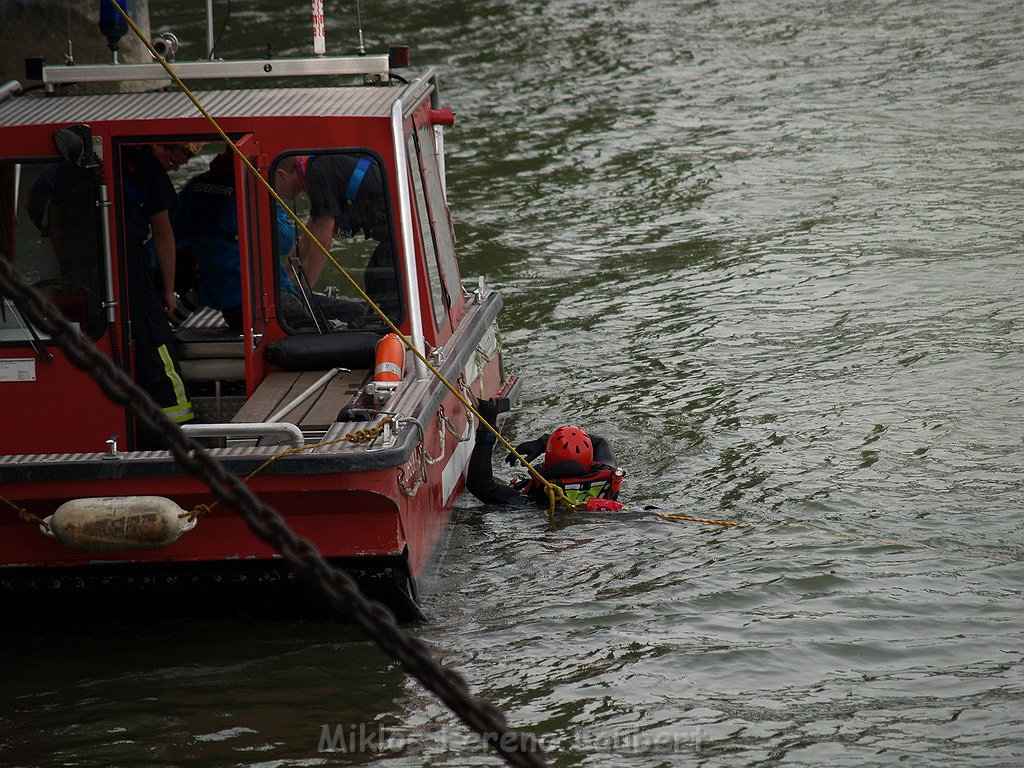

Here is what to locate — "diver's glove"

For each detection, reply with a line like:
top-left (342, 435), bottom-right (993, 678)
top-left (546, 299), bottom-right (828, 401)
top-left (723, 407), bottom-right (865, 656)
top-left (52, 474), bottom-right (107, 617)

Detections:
top-left (475, 399), bottom-right (499, 431)
top-left (504, 436), bottom-right (547, 467)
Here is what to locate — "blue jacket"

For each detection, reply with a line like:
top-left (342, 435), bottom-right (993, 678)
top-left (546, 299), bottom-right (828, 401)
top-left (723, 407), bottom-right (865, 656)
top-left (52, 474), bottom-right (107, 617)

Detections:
top-left (176, 164), bottom-right (297, 310)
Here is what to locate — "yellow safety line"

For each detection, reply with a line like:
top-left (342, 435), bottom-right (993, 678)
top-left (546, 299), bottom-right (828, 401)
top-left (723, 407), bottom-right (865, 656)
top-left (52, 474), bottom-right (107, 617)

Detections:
top-left (105, 0), bottom-right (575, 514)
top-left (654, 512), bottom-right (742, 527)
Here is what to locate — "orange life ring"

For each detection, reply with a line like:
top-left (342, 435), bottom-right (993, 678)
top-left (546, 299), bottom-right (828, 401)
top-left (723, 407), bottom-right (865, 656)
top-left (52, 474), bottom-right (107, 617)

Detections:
top-left (374, 333), bottom-right (405, 384)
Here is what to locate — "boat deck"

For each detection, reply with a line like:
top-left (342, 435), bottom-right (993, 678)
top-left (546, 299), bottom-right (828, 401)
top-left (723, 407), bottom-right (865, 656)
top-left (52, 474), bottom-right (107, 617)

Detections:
top-left (233, 369), bottom-right (367, 431)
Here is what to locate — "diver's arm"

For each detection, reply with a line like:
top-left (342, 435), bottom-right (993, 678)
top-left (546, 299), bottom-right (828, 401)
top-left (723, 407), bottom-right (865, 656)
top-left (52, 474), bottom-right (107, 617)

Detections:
top-left (297, 214), bottom-right (335, 286)
top-left (465, 427), bottom-right (529, 506)
top-left (590, 434), bottom-right (616, 466)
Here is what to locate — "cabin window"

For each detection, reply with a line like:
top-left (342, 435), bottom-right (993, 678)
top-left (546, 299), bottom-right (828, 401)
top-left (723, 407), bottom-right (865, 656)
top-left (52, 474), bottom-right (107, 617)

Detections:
top-left (269, 151), bottom-right (401, 334)
top-left (0, 160), bottom-right (107, 342)
top-left (406, 133), bottom-right (448, 330)
top-left (414, 121), bottom-right (462, 307)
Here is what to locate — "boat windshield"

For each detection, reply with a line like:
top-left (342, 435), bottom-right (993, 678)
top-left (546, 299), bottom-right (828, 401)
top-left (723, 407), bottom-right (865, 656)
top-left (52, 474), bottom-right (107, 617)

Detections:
top-left (0, 160), bottom-right (107, 341)
top-left (269, 151), bottom-right (401, 334)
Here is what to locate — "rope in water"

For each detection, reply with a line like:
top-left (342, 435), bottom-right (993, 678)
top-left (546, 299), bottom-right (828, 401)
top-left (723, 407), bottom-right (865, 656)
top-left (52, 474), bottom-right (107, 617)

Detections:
top-left (654, 512), bottom-right (742, 526)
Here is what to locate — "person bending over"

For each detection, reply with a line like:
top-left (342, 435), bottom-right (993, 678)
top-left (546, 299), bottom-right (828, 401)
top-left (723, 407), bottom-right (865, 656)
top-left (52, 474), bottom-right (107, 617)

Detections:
top-left (176, 151), bottom-right (366, 332)
top-left (273, 153), bottom-right (399, 319)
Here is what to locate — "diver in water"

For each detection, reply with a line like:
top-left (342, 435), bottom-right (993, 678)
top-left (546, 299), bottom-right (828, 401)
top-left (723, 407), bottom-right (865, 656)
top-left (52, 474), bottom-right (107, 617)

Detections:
top-left (465, 399), bottom-right (625, 509)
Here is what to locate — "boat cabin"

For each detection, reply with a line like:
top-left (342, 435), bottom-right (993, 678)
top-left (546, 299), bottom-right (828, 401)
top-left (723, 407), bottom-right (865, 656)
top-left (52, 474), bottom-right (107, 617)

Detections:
top-left (1, 63), bottom-right (469, 452)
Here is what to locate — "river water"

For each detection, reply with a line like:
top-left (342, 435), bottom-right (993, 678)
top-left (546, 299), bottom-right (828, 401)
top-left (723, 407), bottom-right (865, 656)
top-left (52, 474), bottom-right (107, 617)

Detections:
top-left (3, 1), bottom-right (1023, 766)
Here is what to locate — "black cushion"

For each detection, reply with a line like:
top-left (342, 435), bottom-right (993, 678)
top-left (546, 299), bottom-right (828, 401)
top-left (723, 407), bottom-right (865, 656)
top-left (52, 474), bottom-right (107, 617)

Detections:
top-left (264, 331), bottom-right (384, 371)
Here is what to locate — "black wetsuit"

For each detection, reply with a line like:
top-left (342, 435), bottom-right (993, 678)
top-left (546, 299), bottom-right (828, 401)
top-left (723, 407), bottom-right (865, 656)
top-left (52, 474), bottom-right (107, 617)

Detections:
top-left (464, 407), bottom-right (618, 507)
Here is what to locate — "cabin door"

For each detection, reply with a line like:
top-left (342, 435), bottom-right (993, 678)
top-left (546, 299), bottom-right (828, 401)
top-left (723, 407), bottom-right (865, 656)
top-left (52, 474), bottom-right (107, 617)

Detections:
top-left (0, 150), bottom-right (123, 455)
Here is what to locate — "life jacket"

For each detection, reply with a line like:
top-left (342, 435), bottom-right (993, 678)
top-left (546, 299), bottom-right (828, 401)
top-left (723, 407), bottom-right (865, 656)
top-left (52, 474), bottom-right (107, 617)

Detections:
top-left (516, 463), bottom-right (625, 506)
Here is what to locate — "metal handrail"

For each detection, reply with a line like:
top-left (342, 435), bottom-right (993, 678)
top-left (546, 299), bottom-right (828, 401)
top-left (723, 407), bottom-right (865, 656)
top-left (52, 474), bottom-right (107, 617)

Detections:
top-left (41, 55), bottom-right (390, 90)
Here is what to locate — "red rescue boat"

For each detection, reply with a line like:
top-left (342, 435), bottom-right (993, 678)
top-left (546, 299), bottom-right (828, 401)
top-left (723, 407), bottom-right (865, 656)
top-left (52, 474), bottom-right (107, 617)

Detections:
top-left (0, 25), bottom-right (518, 620)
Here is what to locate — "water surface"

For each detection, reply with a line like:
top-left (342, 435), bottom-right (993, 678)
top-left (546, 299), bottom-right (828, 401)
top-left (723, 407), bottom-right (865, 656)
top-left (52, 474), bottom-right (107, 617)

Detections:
top-left (3, 1), bottom-right (1022, 766)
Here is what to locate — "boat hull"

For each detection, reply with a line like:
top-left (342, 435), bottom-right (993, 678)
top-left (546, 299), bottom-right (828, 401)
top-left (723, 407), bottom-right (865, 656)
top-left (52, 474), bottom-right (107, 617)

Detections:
top-left (0, 300), bottom-right (518, 621)
top-left (0, 555), bottom-right (425, 623)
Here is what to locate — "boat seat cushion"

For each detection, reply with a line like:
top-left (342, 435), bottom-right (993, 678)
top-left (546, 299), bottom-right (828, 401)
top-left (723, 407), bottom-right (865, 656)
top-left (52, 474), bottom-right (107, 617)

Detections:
top-left (175, 327), bottom-right (244, 360)
top-left (264, 331), bottom-right (383, 371)
top-left (174, 317), bottom-right (244, 381)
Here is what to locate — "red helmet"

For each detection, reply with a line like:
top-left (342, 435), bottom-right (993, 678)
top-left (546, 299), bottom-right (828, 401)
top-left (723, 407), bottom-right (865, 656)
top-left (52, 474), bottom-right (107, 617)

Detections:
top-left (544, 425), bottom-right (593, 468)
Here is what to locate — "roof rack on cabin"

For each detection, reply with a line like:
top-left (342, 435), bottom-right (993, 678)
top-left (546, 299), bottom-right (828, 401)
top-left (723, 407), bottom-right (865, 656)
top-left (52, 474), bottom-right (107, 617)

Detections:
top-left (38, 54), bottom-right (398, 92)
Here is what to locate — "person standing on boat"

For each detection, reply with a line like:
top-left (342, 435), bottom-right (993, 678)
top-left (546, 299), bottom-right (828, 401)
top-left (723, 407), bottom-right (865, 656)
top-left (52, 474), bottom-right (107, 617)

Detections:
top-left (273, 153), bottom-right (399, 319)
top-left (465, 399), bottom-right (625, 509)
top-left (120, 143), bottom-right (195, 430)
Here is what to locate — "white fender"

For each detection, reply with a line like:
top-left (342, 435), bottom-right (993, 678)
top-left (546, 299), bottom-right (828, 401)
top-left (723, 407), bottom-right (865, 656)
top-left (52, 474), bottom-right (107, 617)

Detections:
top-left (42, 496), bottom-right (197, 551)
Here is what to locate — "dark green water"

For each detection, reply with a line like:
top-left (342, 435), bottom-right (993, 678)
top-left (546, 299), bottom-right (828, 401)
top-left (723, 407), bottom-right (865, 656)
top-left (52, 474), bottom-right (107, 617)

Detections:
top-left (3, 1), bottom-right (1023, 766)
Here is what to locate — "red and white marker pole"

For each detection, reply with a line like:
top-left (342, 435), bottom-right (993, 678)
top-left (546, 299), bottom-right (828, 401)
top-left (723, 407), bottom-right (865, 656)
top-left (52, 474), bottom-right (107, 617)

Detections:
top-left (311, 0), bottom-right (326, 55)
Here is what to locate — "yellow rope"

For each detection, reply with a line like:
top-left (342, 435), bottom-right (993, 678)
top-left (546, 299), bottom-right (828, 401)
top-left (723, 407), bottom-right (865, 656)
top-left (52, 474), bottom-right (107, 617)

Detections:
top-left (654, 512), bottom-right (742, 527)
top-left (105, 0), bottom-right (575, 514)
top-left (185, 417), bottom-right (394, 520)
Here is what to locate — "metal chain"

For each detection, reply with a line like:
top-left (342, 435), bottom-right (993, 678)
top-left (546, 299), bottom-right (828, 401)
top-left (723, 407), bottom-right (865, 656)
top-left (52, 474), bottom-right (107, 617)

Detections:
top-left (0, 258), bottom-right (548, 767)
top-left (398, 441), bottom-right (428, 496)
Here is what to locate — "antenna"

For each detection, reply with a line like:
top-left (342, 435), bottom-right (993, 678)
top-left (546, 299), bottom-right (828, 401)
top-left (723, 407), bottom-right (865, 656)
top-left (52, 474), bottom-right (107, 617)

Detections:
top-left (355, 0), bottom-right (365, 55)
top-left (65, 0), bottom-right (75, 64)
top-left (206, 0), bottom-right (214, 59)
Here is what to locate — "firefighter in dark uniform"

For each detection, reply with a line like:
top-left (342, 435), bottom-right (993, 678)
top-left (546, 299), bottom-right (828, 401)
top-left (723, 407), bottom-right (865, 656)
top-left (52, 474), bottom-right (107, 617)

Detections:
top-left (120, 143), bottom-right (194, 433)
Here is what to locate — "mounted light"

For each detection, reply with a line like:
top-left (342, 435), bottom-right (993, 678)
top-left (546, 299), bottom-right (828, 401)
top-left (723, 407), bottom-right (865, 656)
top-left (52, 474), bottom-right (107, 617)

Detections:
top-left (153, 32), bottom-right (179, 62)
top-left (388, 45), bottom-right (410, 69)
top-left (429, 108), bottom-right (455, 127)
top-left (98, 0), bottom-right (129, 55)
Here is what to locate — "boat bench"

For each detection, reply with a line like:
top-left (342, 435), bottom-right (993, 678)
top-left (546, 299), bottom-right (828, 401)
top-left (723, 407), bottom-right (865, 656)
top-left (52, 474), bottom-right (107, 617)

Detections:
top-left (174, 307), bottom-right (245, 383)
top-left (174, 312), bottom-right (384, 428)
top-left (234, 331), bottom-right (384, 430)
